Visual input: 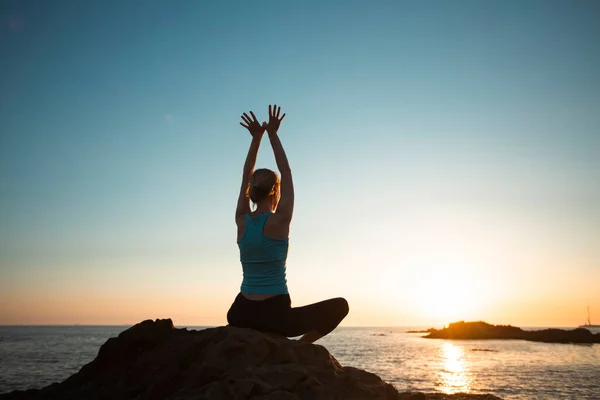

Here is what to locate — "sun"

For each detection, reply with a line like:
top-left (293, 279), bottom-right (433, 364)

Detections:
top-left (410, 265), bottom-right (483, 324)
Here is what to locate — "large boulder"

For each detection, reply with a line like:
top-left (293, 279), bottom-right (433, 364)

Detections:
top-left (1, 319), bottom-right (501, 399)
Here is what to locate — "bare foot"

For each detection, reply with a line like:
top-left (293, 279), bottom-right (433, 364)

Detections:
top-left (299, 330), bottom-right (323, 344)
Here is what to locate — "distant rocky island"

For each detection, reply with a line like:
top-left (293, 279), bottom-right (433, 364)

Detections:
top-left (0, 319), bottom-right (501, 400)
top-left (406, 328), bottom-right (436, 333)
top-left (424, 321), bottom-right (600, 344)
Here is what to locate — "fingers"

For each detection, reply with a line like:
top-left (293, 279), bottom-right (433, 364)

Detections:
top-left (268, 104), bottom-right (283, 119)
top-left (247, 106), bottom-right (285, 125)
top-left (242, 111), bottom-right (261, 128)
top-left (240, 122), bottom-right (249, 129)
top-left (241, 113), bottom-right (252, 125)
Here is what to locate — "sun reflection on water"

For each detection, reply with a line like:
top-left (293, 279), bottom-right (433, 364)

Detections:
top-left (438, 342), bottom-right (472, 394)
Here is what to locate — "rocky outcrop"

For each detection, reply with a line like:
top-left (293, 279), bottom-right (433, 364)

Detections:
top-left (425, 321), bottom-right (600, 344)
top-left (1, 319), bottom-right (501, 399)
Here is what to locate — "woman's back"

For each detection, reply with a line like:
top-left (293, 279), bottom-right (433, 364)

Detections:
top-left (238, 212), bottom-right (289, 295)
top-left (237, 211), bottom-right (290, 242)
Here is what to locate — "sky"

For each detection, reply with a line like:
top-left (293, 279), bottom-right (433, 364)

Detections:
top-left (1, 0), bottom-right (599, 327)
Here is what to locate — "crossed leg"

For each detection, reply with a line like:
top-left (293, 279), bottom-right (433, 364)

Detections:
top-left (280, 297), bottom-right (349, 343)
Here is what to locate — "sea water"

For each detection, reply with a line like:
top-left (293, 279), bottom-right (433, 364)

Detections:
top-left (0, 326), bottom-right (599, 399)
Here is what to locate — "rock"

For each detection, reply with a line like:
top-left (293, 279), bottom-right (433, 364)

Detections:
top-left (406, 329), bottom-right (435, 334)
top-left (0, 319), bottom-right (502, 400)
top-left (425, 321), bottom-right (600, 344)
top-left (419, 395), bottom-right (500, 400)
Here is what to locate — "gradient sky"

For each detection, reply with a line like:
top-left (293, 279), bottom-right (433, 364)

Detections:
top-left (1, 1), bottom-right (599, 327)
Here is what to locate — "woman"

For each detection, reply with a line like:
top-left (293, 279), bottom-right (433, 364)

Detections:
top-left (227, 105), bottom-right (349, 343)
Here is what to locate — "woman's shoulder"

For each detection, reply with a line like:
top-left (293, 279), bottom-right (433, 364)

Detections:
top-left (264, 212), bottom-right (290, 239)
top-left (235, 213), bottom-right (249, 230)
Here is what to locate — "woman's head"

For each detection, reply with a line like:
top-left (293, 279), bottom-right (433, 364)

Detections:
top-left (248, 168), bottom-right (280, 211)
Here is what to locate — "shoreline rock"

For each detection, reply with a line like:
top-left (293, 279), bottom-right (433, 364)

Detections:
top-left (425, 321), bottom-right (600, 344)
top-left (0, 319), bottom-right (501, 399)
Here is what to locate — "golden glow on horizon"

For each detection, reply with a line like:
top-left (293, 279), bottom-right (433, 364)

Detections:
top-left (400, 260), bottom-right (489, 325)
top-left (1, 245), bottom-right (599, 326)
top-left (438, 343), bottom-right (471, 394)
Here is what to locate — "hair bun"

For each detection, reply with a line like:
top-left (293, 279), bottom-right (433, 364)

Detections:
top-left (248, 168), bottom-right (280, 205)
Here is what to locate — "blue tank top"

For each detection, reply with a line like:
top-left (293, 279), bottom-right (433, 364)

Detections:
top-left (238, 212), bottom-right (289, 294)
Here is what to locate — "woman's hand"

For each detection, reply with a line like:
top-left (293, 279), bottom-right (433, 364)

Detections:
top-left (265, 104), bottom-right (286, 136)
top-left (240, 111), bottom-right (265, 139)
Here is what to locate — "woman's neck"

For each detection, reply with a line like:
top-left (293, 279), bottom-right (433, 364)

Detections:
top-left (252, 204), bottom-right (272, 215)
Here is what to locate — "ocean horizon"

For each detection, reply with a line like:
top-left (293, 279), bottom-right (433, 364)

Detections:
top-left (0, 324), bottom-right (593, 329)
top-left (1, 324), bottom-right (599, 399)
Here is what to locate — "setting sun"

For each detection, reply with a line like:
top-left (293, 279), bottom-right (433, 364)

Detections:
top-left (408, 263), bottom-right (489, 324)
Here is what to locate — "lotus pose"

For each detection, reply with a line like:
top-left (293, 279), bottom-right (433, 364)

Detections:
top-left (227, 105), bottom-right (349, 343)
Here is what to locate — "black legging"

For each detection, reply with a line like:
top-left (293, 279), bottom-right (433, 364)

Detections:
top-left (227, 293), bottom-right (349, 337)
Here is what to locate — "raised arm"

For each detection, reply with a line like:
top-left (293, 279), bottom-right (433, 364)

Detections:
top-left (265, 104), bottom-right (294, 222)
top-left (236, 111), bottom-right (265, 220)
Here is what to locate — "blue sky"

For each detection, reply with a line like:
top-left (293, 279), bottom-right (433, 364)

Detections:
top-left (1, 1), bottom-right (599, 325)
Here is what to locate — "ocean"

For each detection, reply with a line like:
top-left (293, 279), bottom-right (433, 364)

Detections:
top-left (0, 326), bottom-right (599, 399)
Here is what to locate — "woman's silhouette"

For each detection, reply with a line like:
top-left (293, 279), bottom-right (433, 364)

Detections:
top-left (227, 105), bottom-right (349, 343)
